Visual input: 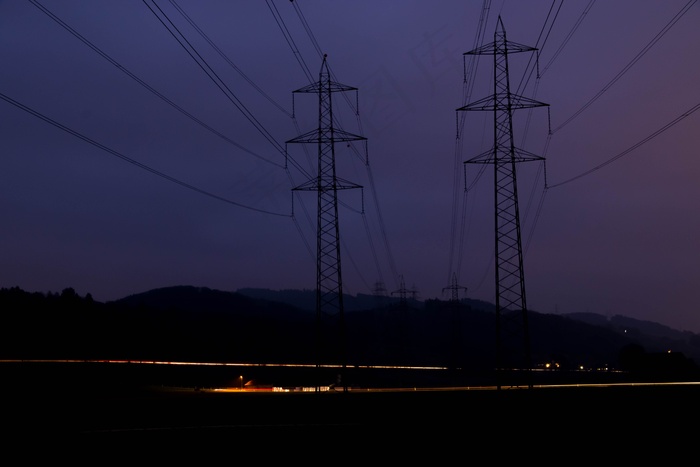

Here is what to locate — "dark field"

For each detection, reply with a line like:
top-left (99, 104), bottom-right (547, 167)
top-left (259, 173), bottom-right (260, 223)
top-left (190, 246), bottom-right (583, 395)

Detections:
top-left (3, 361), bottom-right (698, 461)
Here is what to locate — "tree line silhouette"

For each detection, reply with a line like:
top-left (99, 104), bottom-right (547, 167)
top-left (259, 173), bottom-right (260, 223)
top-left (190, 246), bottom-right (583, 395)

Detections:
top-left (1, 285), bottom-right (699, 386)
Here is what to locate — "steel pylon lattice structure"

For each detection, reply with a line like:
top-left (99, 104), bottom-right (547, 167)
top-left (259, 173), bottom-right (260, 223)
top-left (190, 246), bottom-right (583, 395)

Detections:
top-left (286, 55), bottom-right (365, 391)
top-left (457, 17), bottom-right (548, 388)
top-left (443, 273), bottom-right (468, 371)
top-left (443, 272), bottom-right (468, 303)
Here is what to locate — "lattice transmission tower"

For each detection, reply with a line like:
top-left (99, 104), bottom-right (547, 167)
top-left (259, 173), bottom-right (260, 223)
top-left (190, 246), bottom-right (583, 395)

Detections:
top-left (443, 273), bottom-right (468, 371)
top-left (286, 55), bottom-right (365, 391)
top-left (457, 17), bottom-right (548, 388)
top-left (390, 275), bottom-right (418, 366)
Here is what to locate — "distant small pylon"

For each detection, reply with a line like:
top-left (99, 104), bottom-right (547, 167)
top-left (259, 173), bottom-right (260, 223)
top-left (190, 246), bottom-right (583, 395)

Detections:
top-left (443, 273), bottom-right (467, 302)
top-left (372, 281), bottom-right (387, 308)
top-left (391, 275), bottom-right (414, 307)
top-left (372, 281), bottom-right (387, 297)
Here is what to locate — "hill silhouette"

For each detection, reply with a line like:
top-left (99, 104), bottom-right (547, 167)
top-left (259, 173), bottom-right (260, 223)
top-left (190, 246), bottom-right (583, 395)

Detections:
top-left (1, 285), bottom-right (699, 386)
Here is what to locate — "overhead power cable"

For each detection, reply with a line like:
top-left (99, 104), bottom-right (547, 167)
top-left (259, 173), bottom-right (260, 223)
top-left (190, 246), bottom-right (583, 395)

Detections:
top-left (540, 0), bottom-right (597, 77)
top-left (266, 0), bottom-right (314, 83)
top-left (0, 92), bottom-right (290, 217)
top-left (142, 0), bottom-right (312, 179)
top-left (160, 0), bottom-right (318, 257)
top-left (290, 0), bottom-right (324, 58)
top-left (512, 0), bottom-right (562, 261)
top-left (29, 0), bottom-right (283, 169)
top-left (168, 0), bottom-right (293, 118)
top-left (515, 0), bottom-right (564, 96)
top-left (448, 0), bottom-right (492, 286)
top-left (522, 1), bottom-right (694, 263)
top-left (552, 0), bottom-right (697, 134)
top-left (549, 100), bottom-right (700, 188)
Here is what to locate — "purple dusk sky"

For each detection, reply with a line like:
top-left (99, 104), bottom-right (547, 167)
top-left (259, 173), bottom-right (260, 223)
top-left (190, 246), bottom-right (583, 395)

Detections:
top-left (1, 1), bottom-right (699, 333)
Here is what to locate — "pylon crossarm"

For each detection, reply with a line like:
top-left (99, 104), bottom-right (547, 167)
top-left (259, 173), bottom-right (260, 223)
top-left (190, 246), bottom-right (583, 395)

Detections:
top-left (465, 148), bottom-right (496, 164)
top-left (334, 177), bottom-right (363, 190)
top-left (457, 94), bottom-right (497, 111)
top-left (286, 128), bottom-right (366, 144)
top-left (464, 39), bottom-right (537, 56)
top-left (512, 147), bottom-right (545, 162)
top-left (509, 94), bottom-right (549, 109)
top-left (293, 78), bottom-right (358, 94)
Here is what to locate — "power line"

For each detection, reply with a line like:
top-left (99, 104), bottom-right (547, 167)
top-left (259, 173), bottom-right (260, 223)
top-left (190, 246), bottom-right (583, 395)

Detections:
top-left (30, 0), bottom-right (316, 264)
top-left (552, 0), bottom-right (697, 134)
top-left (168, 0), bottom-right (293, 118)
top-left (521, 1), bottom-right (693, 258)
top-left (449, 0), bottom-right (493, 287)
top-left (514, 0), bottom-right (564, 96)
top-left (153, 0), bottom-right (322, 254)
top-left (0, 91), bottom-right (290, 217)
top-left (28, 0), bottom-right (283, 169)
top-left (143, 0), bottom-right (336, 273)
top-left (540, 0), bottom-right (597, 77)
top-left (265, 0), bottom-right (314, 83)
top-left (142, 0), bottom-right (304, 174)
top-left (290, 0), bottom-right (324, 59)
top-left (157, 0), bottom-right (320, 242)
top-left (548, 100), bottom-right (700, 188)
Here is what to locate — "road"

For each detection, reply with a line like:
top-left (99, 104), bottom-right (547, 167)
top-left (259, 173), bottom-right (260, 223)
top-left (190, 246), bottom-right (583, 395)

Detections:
top-left (3, 360), bottom-right (698, 461)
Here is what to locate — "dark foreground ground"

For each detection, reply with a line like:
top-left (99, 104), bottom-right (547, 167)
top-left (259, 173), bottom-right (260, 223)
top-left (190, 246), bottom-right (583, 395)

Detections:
top-left (3, 361), bottom-right (698, 461)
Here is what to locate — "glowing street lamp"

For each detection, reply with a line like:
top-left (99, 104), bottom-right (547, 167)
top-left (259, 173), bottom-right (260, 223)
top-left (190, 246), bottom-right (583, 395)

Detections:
top-left (240, 375), bottom-right (243, 391)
